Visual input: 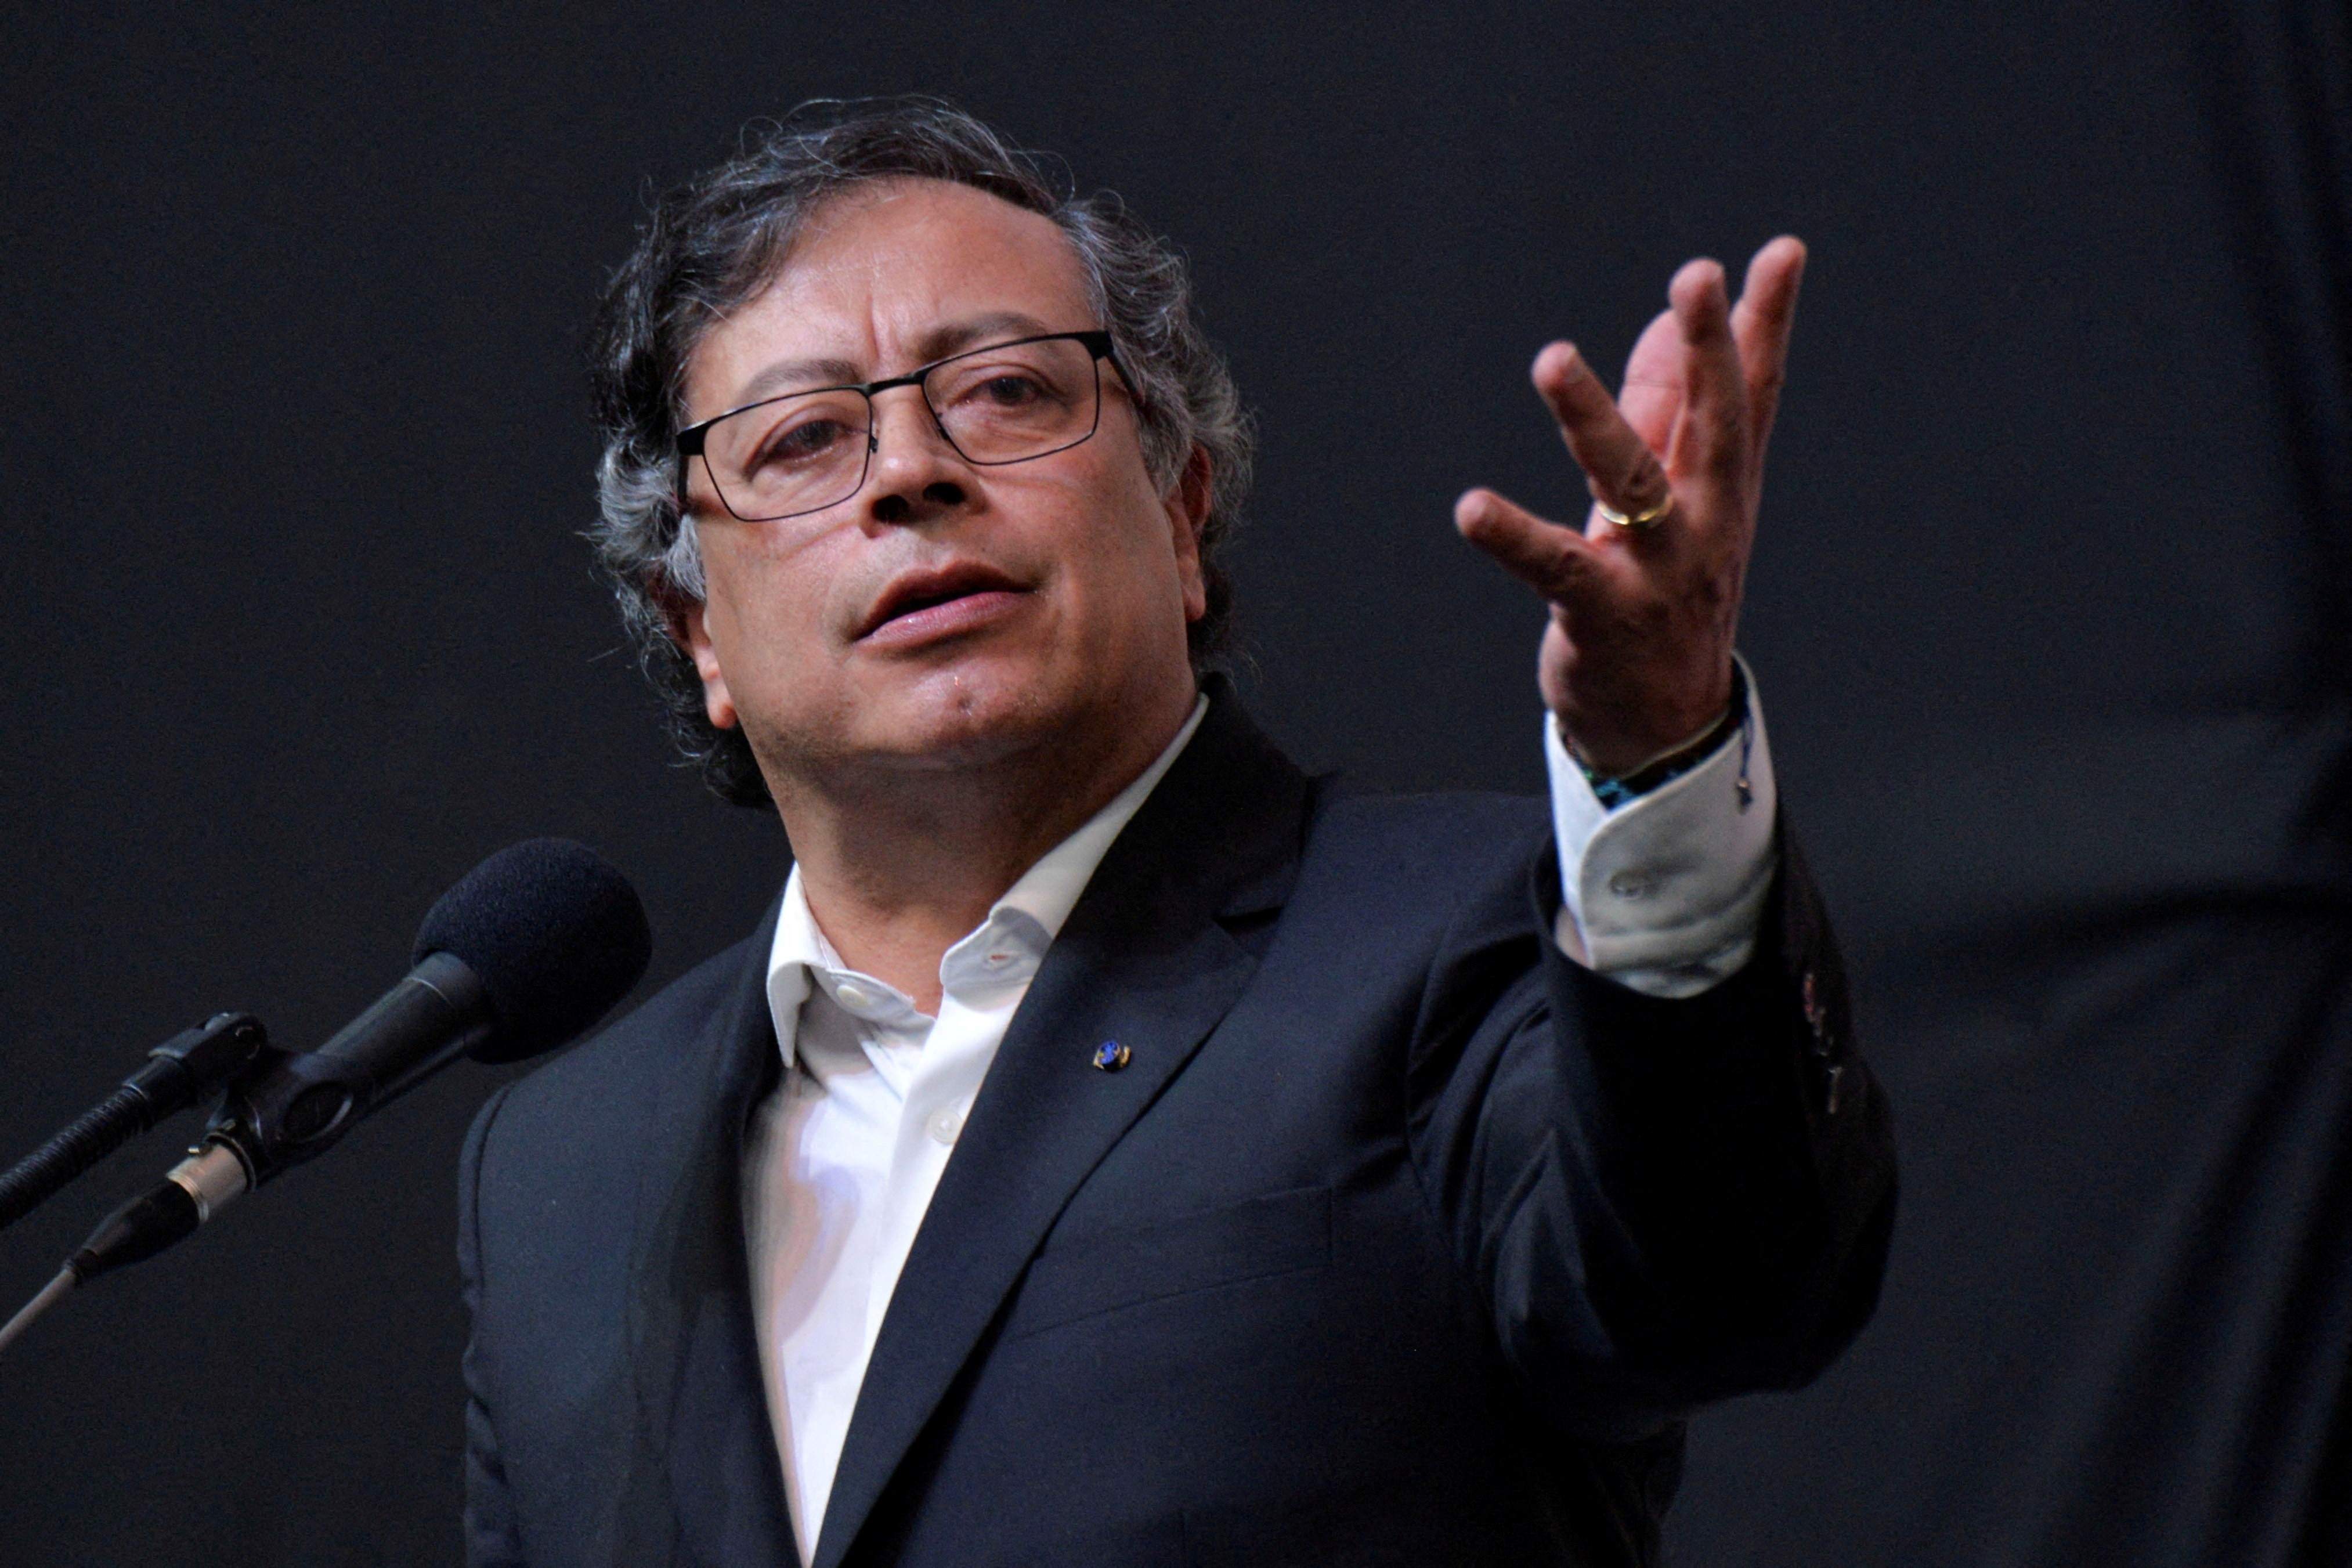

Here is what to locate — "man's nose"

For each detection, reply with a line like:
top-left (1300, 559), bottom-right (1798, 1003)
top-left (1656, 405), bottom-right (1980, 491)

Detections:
top-left (862, 385), bottom-right (971, 524)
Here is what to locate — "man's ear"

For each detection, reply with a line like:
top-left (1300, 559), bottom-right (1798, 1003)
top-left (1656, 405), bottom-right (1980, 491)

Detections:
top-left (667, 594), bottom-right (739, 731)
top-left (1164, 443), bottom-right (1214, 625)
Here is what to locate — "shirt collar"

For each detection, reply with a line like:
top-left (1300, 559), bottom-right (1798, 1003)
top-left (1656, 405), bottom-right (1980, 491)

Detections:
top-left (764, 693), bottom-right (1211, 1049)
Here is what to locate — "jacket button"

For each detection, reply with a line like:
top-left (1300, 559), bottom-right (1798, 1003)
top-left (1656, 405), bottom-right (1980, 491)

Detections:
top-left (1092, 1040), bottom-right (1131, 1072)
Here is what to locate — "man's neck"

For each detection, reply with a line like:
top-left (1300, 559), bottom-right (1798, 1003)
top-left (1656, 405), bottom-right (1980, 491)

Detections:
top-left (769, 685), bottom-right (1198, 1014)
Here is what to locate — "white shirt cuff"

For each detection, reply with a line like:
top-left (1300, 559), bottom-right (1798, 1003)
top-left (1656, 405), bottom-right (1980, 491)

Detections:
top-left (1544, 657), bottom-right (1780, 998)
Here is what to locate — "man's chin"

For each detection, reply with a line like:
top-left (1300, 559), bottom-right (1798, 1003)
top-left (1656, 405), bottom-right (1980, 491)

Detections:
top-left (846, 659), bottom-right (1070, 770)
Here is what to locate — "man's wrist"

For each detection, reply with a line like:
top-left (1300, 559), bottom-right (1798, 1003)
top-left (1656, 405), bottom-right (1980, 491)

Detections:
top-left (1565, 662), bottom-right (1751, 810)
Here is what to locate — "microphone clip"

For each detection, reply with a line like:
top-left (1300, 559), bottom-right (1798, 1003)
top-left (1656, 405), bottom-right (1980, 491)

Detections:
top-left (204, 949), bottom-right (494, 1188)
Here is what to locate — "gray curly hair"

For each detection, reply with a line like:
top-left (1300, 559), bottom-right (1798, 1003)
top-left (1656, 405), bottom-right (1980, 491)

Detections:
top-left (586, 99), bottom-right (1254, 808)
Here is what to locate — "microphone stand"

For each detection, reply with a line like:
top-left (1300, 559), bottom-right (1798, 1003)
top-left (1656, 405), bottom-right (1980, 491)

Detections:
top-left (0, 1014), bottom-right (274, 1355)
top-left (0, 955), bottom-right (492, 1354)
top-left (0, 1013), bottom-right (268, 1234)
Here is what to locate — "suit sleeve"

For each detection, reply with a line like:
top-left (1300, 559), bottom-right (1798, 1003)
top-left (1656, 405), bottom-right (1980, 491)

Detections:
top-left (1408, 819), bottom-right (1896, 1442)
top-left (458, 1082), bottom-right (528, 1568)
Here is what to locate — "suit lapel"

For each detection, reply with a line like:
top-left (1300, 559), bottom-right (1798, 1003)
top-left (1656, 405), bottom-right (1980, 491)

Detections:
top-left (626, 901), bottom-right (802, 1568)
top-left (813, 691), bottom-right (1310, 1568)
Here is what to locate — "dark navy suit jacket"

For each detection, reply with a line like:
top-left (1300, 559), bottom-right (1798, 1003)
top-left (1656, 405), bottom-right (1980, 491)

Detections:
top-left (458, 692), bottom-right (1896, 1567)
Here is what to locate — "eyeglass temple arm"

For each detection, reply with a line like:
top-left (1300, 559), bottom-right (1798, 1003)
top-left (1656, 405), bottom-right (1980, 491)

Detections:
top-left (1079, 332), bottom-right (1139, 402)
top-left (673, 426), bottom-right (707, 511)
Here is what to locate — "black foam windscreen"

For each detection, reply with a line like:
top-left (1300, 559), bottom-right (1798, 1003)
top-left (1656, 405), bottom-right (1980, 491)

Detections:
top-left (411, 838), bottom-right (653, 1065)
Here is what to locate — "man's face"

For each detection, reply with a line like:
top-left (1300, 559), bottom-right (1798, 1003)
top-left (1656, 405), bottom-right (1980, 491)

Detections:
top-left (675, 179), bottom-right (1208, 789)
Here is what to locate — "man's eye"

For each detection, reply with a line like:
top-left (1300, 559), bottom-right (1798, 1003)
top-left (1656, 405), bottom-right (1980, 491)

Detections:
top-left (974, 373), bottom-right (1045, 406)
top-left (756, 417), bottom-right (851, 465)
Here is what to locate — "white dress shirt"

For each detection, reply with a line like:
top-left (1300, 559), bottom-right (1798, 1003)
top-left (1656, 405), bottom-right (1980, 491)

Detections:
top-left (743, 678), bottom-right (1779, 1561)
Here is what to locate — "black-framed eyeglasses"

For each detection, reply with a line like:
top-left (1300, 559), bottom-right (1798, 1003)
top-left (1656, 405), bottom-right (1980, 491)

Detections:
top-left (674, 329), bottom-right (1125, 523)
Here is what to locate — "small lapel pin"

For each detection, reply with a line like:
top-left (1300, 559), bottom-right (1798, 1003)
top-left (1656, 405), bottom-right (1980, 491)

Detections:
top-left (1092, 1040), bottom-right (1130, 1072)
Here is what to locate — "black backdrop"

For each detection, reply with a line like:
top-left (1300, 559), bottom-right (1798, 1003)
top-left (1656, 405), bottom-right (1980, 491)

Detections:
top-left (2, 3), bottom-right (2346, 1565)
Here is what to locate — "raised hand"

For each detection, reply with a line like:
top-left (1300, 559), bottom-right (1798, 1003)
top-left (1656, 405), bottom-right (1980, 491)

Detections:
top-left (1454, 237), bottom-right (1805, 776)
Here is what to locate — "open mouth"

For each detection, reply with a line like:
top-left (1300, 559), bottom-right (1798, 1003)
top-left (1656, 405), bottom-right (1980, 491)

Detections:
top-left (857, 562), bottom-right (1029, 642)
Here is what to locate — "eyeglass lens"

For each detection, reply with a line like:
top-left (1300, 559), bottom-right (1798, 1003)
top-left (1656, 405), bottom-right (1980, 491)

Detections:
top-left (699, 336), bottom-right (1103, 521)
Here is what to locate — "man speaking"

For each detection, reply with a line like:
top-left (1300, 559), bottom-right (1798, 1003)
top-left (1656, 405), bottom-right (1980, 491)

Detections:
top-left (457, 100), bottom-right (1895, 1567)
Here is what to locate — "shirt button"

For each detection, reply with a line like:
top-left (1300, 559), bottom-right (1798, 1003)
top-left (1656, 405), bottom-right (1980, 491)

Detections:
top-left (927, 1108), bottom-right (962, 1145)
top-left (834, 981), bottom-right (870, 1009)
top-left (1607, 869), bottom-right (1656, 899)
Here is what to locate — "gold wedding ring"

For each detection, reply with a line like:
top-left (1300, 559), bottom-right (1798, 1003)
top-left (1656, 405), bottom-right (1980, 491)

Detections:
top-left (1594, 494), bottom-right (1675, 529)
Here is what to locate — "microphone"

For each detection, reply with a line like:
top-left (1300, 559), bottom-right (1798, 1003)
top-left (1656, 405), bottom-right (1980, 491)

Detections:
top-left (0, 839), bottom-right (651, 1353)
top-left (207, 836), bottom-right (655, 1188)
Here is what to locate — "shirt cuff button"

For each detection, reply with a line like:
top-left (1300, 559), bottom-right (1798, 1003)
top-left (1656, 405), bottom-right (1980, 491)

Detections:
top-left (1606, 869), bottom-right (1657, 899)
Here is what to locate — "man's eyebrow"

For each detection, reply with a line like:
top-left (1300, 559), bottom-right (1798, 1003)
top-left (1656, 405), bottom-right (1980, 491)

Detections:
top-left (721, 312), bottom-right (1065, 413)
top-left (908, 310), bottom-right (1060, 363)
top-left (724, 310), bottom-right (1077, 411)
top-left (730, 355), bottom-right (868, 409)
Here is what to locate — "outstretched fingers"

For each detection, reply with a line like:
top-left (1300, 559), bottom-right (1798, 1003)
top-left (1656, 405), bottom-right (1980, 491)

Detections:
top-left (1668, 257), bottom-right (1747, 493)
top-left (1529, 342), bottom-right (1674, 526)
top-left (1730, 236), bottom-right (1805, 460)
top-left (1454, 486), bottom-right (1621, 605)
